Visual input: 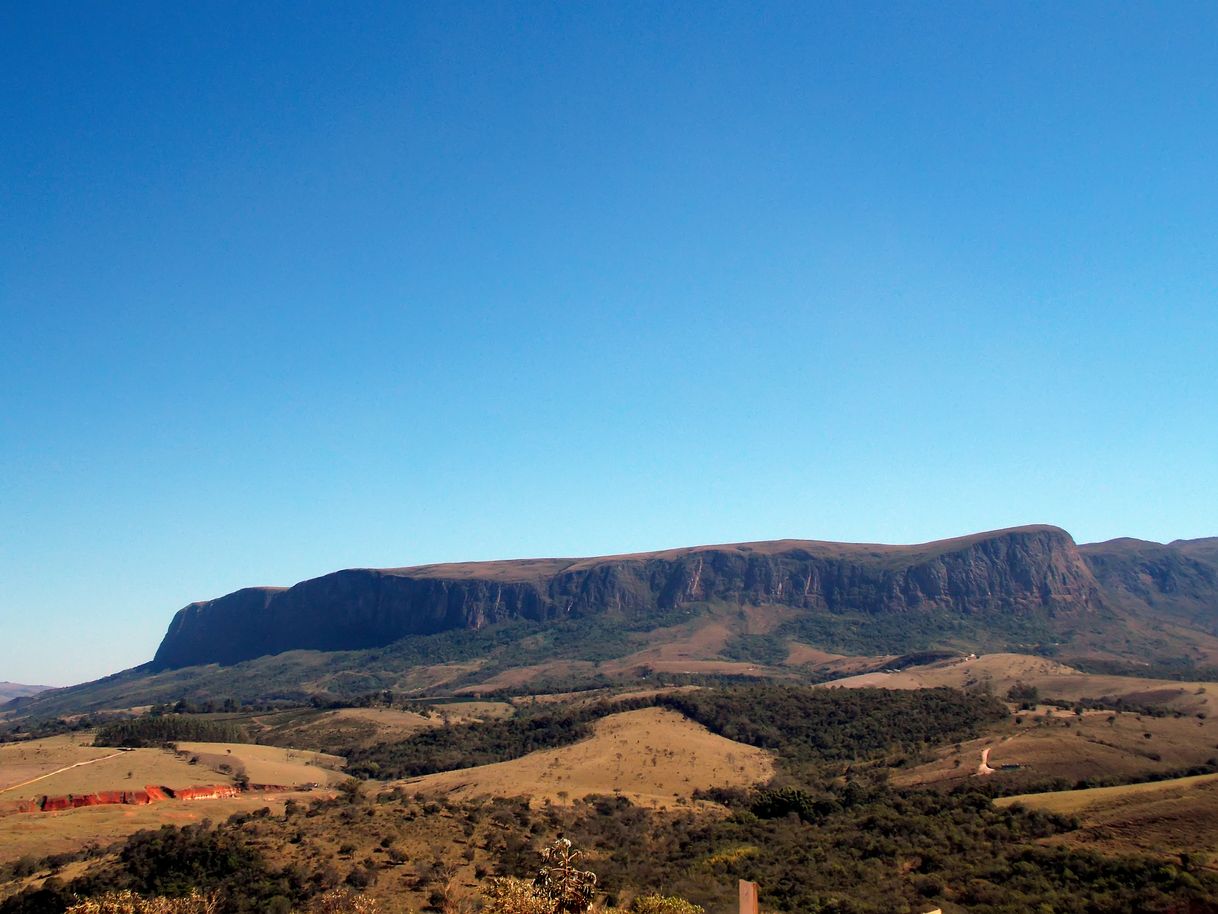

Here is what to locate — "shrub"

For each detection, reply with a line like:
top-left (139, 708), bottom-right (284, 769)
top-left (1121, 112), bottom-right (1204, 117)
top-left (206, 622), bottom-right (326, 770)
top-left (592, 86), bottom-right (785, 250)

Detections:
top-left (481, 877), bottom-right (552, 914)
top-left (629, 896), bottom-right (704, 914)
top-left (305, 889), bottom-right (381, 914)
top-left (482, 839), bottom-right (599, 914)
top-left (65, 890), bottom-right (219, 914)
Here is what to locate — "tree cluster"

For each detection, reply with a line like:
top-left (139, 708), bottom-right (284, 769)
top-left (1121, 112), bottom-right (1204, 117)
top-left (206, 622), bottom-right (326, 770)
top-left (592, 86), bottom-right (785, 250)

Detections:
top-left (93, 716), bottom-right (250, 748)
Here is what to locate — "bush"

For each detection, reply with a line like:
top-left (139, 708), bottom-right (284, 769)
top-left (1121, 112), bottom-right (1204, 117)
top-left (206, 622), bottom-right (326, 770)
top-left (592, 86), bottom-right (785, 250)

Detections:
top-left (629, 896), bottom-right (704, 914)
top-left (481, 839), bottom-right (599, 914)
top-left (481, 877), bottom-right (552, 914)
top-left (65, 891), bottom-right (218, 913)
top-left (305, 889), bottom-right (380, 914)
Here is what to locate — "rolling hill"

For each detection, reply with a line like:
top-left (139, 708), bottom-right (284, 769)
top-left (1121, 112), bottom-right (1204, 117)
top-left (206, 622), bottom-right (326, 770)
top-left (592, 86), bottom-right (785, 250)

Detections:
top-left (398, 706), bottom-right (774, 807)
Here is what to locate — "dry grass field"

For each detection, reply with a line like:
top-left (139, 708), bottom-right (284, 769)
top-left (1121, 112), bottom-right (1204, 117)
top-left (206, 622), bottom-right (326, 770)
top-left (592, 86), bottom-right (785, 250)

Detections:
top-left (0, 737), bottom-right (225, 802)
top-left (511, 685), bottom-right (701, 708)
top-left (996, 771), bottom-right (1218, 815)
top-left (455, 660), bottom-right (598, 694)
top-left (997, 772), bottom-right (1218, 863)
top-left (454, 611), bottom-right (815, 693)
top-left (253, 706), bottom-right (441, 749)
top-left (173, 742), bottom-right (347, 786)
top-left (0, 790), bottom-right (317, 865)
top-left (0, 733), bottom-right (348, 866)
top-left (429, 701), bottom-right (515, 719)
top-left (783, 643), bottom-right (881, 673)
top-left (0, 734), bottom-right (120, 792)
top-left (892, 705), bottom-right (1217, 790)
top-left (830, 652), bottom-right (1218, 716)
top-left (397, 706), bottom-right (773, 807)
top-left (382, 659), bottom-right (488, 694)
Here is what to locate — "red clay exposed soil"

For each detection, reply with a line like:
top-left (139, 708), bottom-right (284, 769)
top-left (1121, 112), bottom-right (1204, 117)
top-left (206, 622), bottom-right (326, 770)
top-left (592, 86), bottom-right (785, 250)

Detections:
top-left (0, 784), bottom-right (237, 816)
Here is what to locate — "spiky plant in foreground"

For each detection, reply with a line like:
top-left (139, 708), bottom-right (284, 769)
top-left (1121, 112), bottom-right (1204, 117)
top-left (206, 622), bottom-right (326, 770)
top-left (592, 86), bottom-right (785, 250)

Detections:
top-left (482, 838), bottom-right (599, 914)
top-left (535, 838), bottom-right (597, 914)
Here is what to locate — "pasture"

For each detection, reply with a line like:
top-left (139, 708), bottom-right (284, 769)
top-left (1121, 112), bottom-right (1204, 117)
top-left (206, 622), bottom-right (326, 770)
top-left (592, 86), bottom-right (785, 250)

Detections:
top-left (398, 706), bottom-right (773, 807)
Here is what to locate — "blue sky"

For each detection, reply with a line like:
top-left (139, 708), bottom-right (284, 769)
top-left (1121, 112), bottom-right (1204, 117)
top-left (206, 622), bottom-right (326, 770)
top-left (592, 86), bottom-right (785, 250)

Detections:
top-left (2, 2), bottom-right (1216, 686)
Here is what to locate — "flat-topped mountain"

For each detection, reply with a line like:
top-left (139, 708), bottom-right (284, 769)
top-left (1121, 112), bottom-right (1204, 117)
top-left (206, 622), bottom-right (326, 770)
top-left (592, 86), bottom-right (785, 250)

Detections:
top-left (10, 525), bottom-right (1217, 719)
top-left (154, 525), bottom-right (1102, 669)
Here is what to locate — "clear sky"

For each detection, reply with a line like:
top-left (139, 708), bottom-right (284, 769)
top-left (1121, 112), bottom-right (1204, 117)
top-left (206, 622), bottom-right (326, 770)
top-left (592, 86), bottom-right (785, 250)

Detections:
top-left (2, 2), bottom-right (1216, 687)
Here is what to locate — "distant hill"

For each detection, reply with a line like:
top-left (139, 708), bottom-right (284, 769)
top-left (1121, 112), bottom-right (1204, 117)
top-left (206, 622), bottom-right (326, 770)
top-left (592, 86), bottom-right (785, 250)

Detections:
top-left (0, 682), bottom-right (51, 703)
top-left (10, 525), bottom-right (1218, 718)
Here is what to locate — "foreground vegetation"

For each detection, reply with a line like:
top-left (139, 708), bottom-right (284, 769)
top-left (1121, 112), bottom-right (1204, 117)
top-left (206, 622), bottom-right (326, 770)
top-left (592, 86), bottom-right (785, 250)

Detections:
top-left (5, 780), bottom-right (1216, 914)
top-left (4, 684), bottom-right (1218, 913)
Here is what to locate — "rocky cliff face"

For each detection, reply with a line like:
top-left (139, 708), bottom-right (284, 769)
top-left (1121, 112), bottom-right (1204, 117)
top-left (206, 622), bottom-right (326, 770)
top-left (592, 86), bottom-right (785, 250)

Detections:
top-left (1080, 537), bottom-right (1218, 631)
top-left (152, 525), bottom-right (1102, 669)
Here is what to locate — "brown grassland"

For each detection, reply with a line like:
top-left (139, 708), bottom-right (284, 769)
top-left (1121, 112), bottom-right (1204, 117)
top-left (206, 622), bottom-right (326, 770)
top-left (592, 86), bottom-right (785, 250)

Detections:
top-left (250, 709), bottom-right (439, 751)
top-left (0, 791), bottom-right (319, 865)
top-left (0, 736), bottom-right (123, 793)
top-left (171, 743), bottom-right (347, 787)
top-left (0, 738), bottom-right (226, 802)
top-left (250, 704), bottom-right (515, 752)
top-left (828, 652), bottom-right (1218, 716)
top-left (997, 771), bottom-right (1218, 862)
top-left (397, 707), bottom-right (773, 808)
top-left (0, 736), bottom-right (349, 865)
top-left (892, 705), bottom-right (1216, 790)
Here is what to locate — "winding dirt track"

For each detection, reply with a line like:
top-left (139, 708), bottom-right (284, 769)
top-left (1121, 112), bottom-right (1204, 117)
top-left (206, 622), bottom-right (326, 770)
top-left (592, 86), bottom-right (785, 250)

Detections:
top-left (978, 747), bottom-right (996, 776)
top-left (0, 751), bottom-right (124, 795)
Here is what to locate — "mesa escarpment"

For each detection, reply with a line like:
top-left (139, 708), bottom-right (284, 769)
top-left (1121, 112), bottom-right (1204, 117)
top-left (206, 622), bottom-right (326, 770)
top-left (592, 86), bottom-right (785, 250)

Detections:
top-left (153, 525), bottom-right (1102, 669)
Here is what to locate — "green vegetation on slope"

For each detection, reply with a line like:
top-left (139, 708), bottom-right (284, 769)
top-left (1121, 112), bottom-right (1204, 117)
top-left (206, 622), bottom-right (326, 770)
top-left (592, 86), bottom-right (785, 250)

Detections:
top-left (342, 686), bottom-right (1006, 780)
top-left (15, 609), bottom-right (711, 719)
top-left (94, 715), bottom-right (251, 748)
top-left (660, 685), bottom-right (1008, 762)
top-left (1, 822), bottom-right (299, 914)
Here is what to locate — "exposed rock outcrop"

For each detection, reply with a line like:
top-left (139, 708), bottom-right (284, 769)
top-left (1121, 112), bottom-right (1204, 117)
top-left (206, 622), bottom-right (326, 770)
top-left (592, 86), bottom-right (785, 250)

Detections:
top-left (0, 784), bottom-right (239, 817)
top-left (153, 525), bottom-right (1103, 669)
top-left (172, 784), bottom-right (239, 801)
